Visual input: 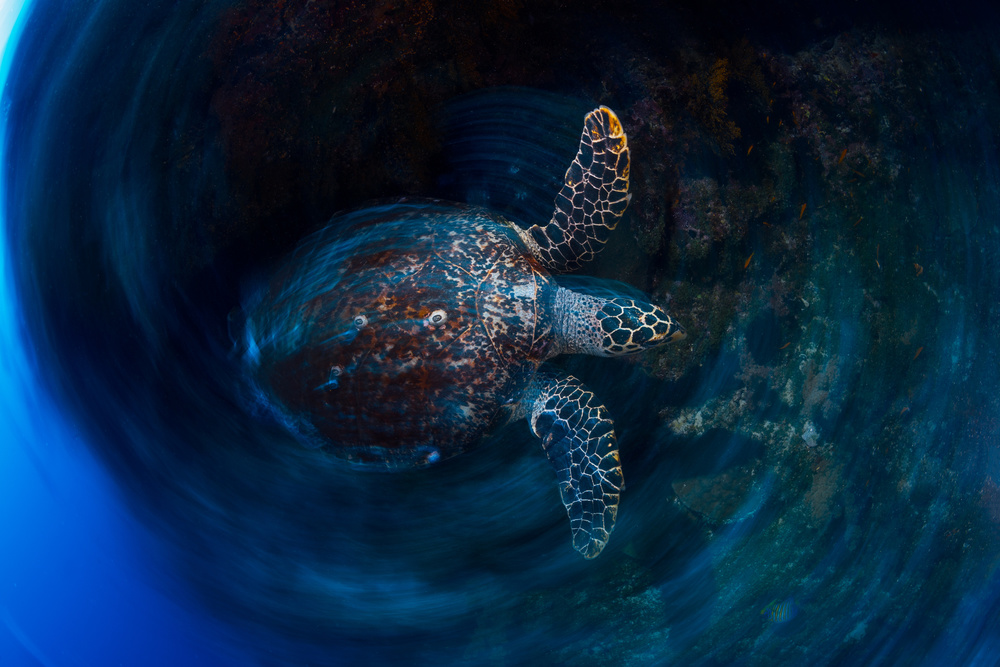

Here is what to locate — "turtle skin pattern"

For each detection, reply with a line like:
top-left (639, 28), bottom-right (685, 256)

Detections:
top-left (516, 106), bottom-right (631, 273)
top-left (551, 289), bottom-right (687, 357)
top-left (527, 373), bottom-right (622, 559)
top-left (597, 298), bottom-right (687, 354)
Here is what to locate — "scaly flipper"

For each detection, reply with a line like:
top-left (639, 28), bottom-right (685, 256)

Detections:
top-left (516, 107), bottom-right (631, 273)
top-left (523, 373), bottom-right (623, 559)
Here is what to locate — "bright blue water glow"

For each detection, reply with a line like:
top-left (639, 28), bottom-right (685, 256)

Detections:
top-left (0, 2), bottom-right (246, 664)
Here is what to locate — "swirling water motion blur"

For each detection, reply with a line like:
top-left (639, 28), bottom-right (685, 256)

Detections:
top-left (3, 1), bottom-right (1000, 665)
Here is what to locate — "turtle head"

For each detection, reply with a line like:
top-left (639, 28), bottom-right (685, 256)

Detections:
top-left (596, 297), bottom-right (686, 354)
top-left (553, 287), bottom-right (685, 357)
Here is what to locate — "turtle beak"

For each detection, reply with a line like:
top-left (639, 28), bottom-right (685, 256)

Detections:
top-left (636, 299), bottom-right (685, 347)
top-left (652, 315), bottom-right (686, 345)
top-left (620, 302), bottom-right (686, 351)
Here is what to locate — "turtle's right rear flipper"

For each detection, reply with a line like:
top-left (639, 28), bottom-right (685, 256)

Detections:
top-left (525, 373), bottom-right (623, 559)
top-left (517, 107), bottom-right (631, 273)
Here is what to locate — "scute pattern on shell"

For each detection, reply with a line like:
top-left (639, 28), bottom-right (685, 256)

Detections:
top-left (249, 202), bottom-right (556, 467)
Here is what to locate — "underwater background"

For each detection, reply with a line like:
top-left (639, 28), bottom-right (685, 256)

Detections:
top-left (3, 0), bottom-right (1000, 664)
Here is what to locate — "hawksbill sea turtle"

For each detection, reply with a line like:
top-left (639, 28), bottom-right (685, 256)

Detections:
top-left (239, 106), bottom-right (686, 558)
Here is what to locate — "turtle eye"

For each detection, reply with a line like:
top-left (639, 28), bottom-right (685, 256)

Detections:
top-left (426, 309), bottom-right (448, 325)
top-left (353, 314), bottom-right (368, 328)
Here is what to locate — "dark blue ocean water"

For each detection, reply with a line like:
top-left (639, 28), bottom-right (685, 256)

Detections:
top-left (3, 0), bottom-right (1000, 665)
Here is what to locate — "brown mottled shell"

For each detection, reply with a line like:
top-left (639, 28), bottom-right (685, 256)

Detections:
top-left (250, 202), bottom-right (557, 467)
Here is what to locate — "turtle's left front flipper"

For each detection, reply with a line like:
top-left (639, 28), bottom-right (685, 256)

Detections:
top-left (516, 106), bottom-right (631, 273)
top-left (523, 373), bottom-right (623, 559)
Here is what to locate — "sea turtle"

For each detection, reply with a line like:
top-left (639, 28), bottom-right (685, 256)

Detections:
top-left (239, 107), bottom-right (685, 558)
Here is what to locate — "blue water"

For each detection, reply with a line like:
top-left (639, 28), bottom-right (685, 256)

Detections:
top-left (3, 0), bottom-right (1000, 665)
top-left (0, 4), bottom-right (247, 665)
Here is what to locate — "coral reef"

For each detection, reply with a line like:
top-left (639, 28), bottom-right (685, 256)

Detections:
top-left (672, 177), bottom-right (731, 260)
top-left (684, 57), bottom-right (742, 155)
top-left (519, 559), bottom-right (671, 667)
top-left (672, 464), bottom-right (762, 524)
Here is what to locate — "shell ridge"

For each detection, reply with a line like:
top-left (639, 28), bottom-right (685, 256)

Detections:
top-left (474, 263), bottom-right (506, 363)
top-left (528, 266), bottom-right (545, 356)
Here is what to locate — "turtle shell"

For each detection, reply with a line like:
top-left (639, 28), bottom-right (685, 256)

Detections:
top-left (244, 201), bottom-right (557, 467)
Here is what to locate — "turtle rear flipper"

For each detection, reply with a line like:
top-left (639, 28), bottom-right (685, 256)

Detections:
top-left (518, 106), bottom-right (631, 273)
top-left (524, 373), bottom-right (623, 559)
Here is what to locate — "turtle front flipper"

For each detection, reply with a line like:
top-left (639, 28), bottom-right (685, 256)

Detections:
top-left (523, 372), bottom-right (623, 559)
top-left (517, 107), bottom-right (631, 273)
